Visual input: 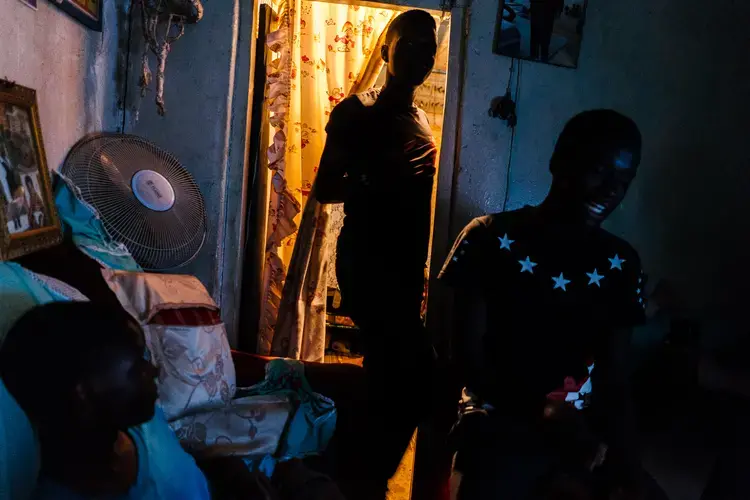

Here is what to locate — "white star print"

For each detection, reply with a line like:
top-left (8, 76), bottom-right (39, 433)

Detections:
top-left (608, 254), bottom-right (626, 270)
top-left (586, 269), bottom-right (604, 287)
top-left (552, 273), bottom-right (571, 291)
top-left (518, 256), bottom-right (537, 274)
top-left (498, 233), bottom-right (514, 251)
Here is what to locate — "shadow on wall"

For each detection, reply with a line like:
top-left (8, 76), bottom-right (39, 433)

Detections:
top-left (446, 0), bottom-right (750, 353)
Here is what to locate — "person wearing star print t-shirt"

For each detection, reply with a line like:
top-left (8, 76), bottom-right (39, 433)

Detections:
top-left (440, 110), bottom-right (667, 500)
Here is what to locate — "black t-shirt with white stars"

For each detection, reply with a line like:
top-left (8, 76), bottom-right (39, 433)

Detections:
top-left (439, 207), bottom-right (646, 413)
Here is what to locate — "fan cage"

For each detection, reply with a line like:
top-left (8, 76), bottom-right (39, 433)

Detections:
top-left (61, 133), bottom-right (207, 270)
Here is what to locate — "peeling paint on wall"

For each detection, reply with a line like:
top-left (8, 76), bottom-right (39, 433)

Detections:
top-left (0, 0), bottom-right (125, 171)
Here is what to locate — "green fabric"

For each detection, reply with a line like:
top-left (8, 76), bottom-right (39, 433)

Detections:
top-left (53, 173), bottom-right (142, 272)
top-left (241, 359), bottom-right (337, 459)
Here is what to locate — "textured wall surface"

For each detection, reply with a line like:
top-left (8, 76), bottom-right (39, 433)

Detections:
top-left (124, 2), bottom-right (239, 297)
top-left (449, 0), bottom-right (750, 349)
top-left (123, 0), bottom-right (254, 345)
top-left (0, 0), bottom-right (125, 170)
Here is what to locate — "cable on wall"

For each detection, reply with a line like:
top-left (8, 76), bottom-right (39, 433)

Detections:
top-left (489, 57), bottom-right (522, 212)
top-left (503, 57), bottom-right (522, 211)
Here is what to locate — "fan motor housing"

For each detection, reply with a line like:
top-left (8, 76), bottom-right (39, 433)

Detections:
top-left (132, 170), bottom-right (176, 212)
top-left (60, 133), bottom-right (207, 271)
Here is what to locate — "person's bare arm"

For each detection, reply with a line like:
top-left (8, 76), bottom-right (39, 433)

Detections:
top-left (315, 133), bottom-right (350, 204)
top-left (195, 456), bottom-right (280, 500)
top-left (452, 290), bottom-right (487, 392)
top-left (439, 220), bottom-right (492, 393)
top-left (315, 101), bottom-right (360, 204)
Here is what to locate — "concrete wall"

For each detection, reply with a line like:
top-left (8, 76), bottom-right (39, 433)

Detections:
top-left (448, 0), bottom-right (750, 350)
top-left (123, 0), bottom-right (255, 345)
top-left (0, 0), bottom-right (126, 170)
top-left (111, 0), bottom-right (747, 350)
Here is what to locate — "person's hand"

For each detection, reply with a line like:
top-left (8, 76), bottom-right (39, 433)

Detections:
top-left (273, 459), bottom-right (345, 500)
top-left (450, 404), bottom-right (490, 445)
top-left (542, 402), bottom-right (604, 473)
top-left (545, 474), bottom-right (593, 500)
top-left (609, 485), bottom-right (644, 500)
top-left (196, 457), bottom-right (279, 500)
top-left (448, 392), bottom-right (491, 456)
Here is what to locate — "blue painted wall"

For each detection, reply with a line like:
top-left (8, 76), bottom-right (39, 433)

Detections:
top-left (123, 0), bottom-right (253, 345)
top-left (449, 0), bottom-right (750, 351)
top-left (117, 0), bottom-right (750, 350)
top-left (0, 0), bottom-right (125, 170)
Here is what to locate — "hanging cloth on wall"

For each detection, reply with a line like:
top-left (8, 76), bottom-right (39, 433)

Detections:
top-left (137, 0), bottom-right (204, 116)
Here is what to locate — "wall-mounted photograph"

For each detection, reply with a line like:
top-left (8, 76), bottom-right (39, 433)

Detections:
top-left (0, 81), bottom-right (61, 260)
top-left (493, 0), bottom-right (588, 68)
top-left (49, 0), bottom-right (102, 31)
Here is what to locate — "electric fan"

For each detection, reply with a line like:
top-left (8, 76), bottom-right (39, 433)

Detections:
top-left (61, 133), bottom-right (207, 270)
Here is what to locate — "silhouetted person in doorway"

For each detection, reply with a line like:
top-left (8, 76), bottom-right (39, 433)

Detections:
top-left (441, 110), bottom-right (668, 499)
top-left (530, 0), bottom-right (563, 61)
top-left (316, 9), bottom-right (438, 499)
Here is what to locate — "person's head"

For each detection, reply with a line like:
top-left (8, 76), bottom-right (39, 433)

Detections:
top-left (0, 302), bottom-right (158, 435)
top-left (381, 10), bottom-right (438, 88)
top-left (547, 109), bottom-right (642, 226)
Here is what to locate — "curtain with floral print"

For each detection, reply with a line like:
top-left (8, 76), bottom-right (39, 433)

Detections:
top-left (257, 0), bottom-right (396, 359)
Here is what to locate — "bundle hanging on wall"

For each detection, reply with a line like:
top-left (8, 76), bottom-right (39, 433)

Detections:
top-left (137, 0), bottom-right (204, 116)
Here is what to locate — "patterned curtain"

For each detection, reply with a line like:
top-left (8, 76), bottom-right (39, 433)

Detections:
top-left (257, 0), bottom-right (396, 359)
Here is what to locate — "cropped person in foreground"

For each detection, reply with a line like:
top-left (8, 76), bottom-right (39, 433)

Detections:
top-left (0, 302), bottom-right (211, 499)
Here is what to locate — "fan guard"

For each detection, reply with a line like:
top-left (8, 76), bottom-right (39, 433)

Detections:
top-left (61, 134), bottom-right (207, 270)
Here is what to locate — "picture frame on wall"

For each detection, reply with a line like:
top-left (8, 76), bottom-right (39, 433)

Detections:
top-left (19, 0), bottom-right (38, 10)
top-left (493, 0), bottom-right (589, 69)
top-left (49, 0), bottom-right (103, 32)
top-left (0, 81), bottom-right (62, 260)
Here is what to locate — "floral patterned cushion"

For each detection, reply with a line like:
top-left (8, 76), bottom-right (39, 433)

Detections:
top-left (145, 323), bottom-right (237, 420)
top-left (102, 270), bottom-right (237, 420)
top-left (170, 395), bottom-right (292, 459)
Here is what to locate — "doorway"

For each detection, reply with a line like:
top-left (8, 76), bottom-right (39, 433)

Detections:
top-left (324, 6), bottom-right (452, 348)
top-left (249, 0), bottom-right (462, 363)
top-left (242, 0), bottom-right (465, 497)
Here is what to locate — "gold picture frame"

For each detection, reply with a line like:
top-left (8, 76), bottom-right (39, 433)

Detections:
top-left (0, 80), bottom-right (61, 260)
